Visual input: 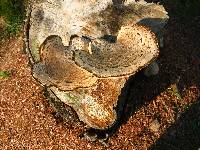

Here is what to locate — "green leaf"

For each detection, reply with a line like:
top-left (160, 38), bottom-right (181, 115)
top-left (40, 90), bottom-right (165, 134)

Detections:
top-left (0, 71), bottom-right (10, 78)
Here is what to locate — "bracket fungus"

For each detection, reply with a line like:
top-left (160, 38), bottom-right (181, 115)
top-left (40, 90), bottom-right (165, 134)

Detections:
top-left (25, 0), bottom-right (168, 130)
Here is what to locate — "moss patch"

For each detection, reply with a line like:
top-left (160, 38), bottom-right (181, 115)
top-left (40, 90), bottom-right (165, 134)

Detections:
top-left (0, 0), bottom-right (25, 38)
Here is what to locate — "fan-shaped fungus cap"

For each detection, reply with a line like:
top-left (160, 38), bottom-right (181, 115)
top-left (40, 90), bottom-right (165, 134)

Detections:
top-left (33, 36), bottom-right (98, 91)
top-left (74, 25), bottom-right (159, 77)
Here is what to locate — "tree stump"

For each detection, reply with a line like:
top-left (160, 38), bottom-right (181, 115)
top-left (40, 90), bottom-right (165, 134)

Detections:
top-left (25, 0), bottom-right (168, 130)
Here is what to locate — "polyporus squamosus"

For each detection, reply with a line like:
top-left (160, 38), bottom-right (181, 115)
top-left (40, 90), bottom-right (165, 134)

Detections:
top-left (25, 0), bottom-right (168, 130)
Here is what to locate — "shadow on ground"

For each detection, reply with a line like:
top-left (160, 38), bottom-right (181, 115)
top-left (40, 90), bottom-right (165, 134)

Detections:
top-left (149, 97), bottom-right (200, 150)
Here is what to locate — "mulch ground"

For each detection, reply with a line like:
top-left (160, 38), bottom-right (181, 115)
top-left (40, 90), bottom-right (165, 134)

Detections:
top-left (0, 1), bottom-right (200, 150)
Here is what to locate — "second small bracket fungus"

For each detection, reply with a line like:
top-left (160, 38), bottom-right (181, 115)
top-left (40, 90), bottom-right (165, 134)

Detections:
top-left (74, 25), bottom-right (159, 77)
top-left (26, 0), bottom-right (168, 130)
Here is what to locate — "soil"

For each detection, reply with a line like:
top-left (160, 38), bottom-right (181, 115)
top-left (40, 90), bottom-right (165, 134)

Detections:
top-left (0, 1), bottom-right (200, 150)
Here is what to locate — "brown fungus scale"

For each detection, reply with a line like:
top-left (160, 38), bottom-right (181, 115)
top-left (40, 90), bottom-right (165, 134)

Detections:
top-left (25, 0), bottom-right (168, 130)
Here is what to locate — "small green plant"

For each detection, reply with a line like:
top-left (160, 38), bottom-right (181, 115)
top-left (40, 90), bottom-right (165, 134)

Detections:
top-left (168, 84), bottom-right (182, 100)
top-left (184, 104), bottom-right (190, 111)
top-left (0, 71), bottom-right (10, 79)
top-left (0, 0), bottom-right (25, 37)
